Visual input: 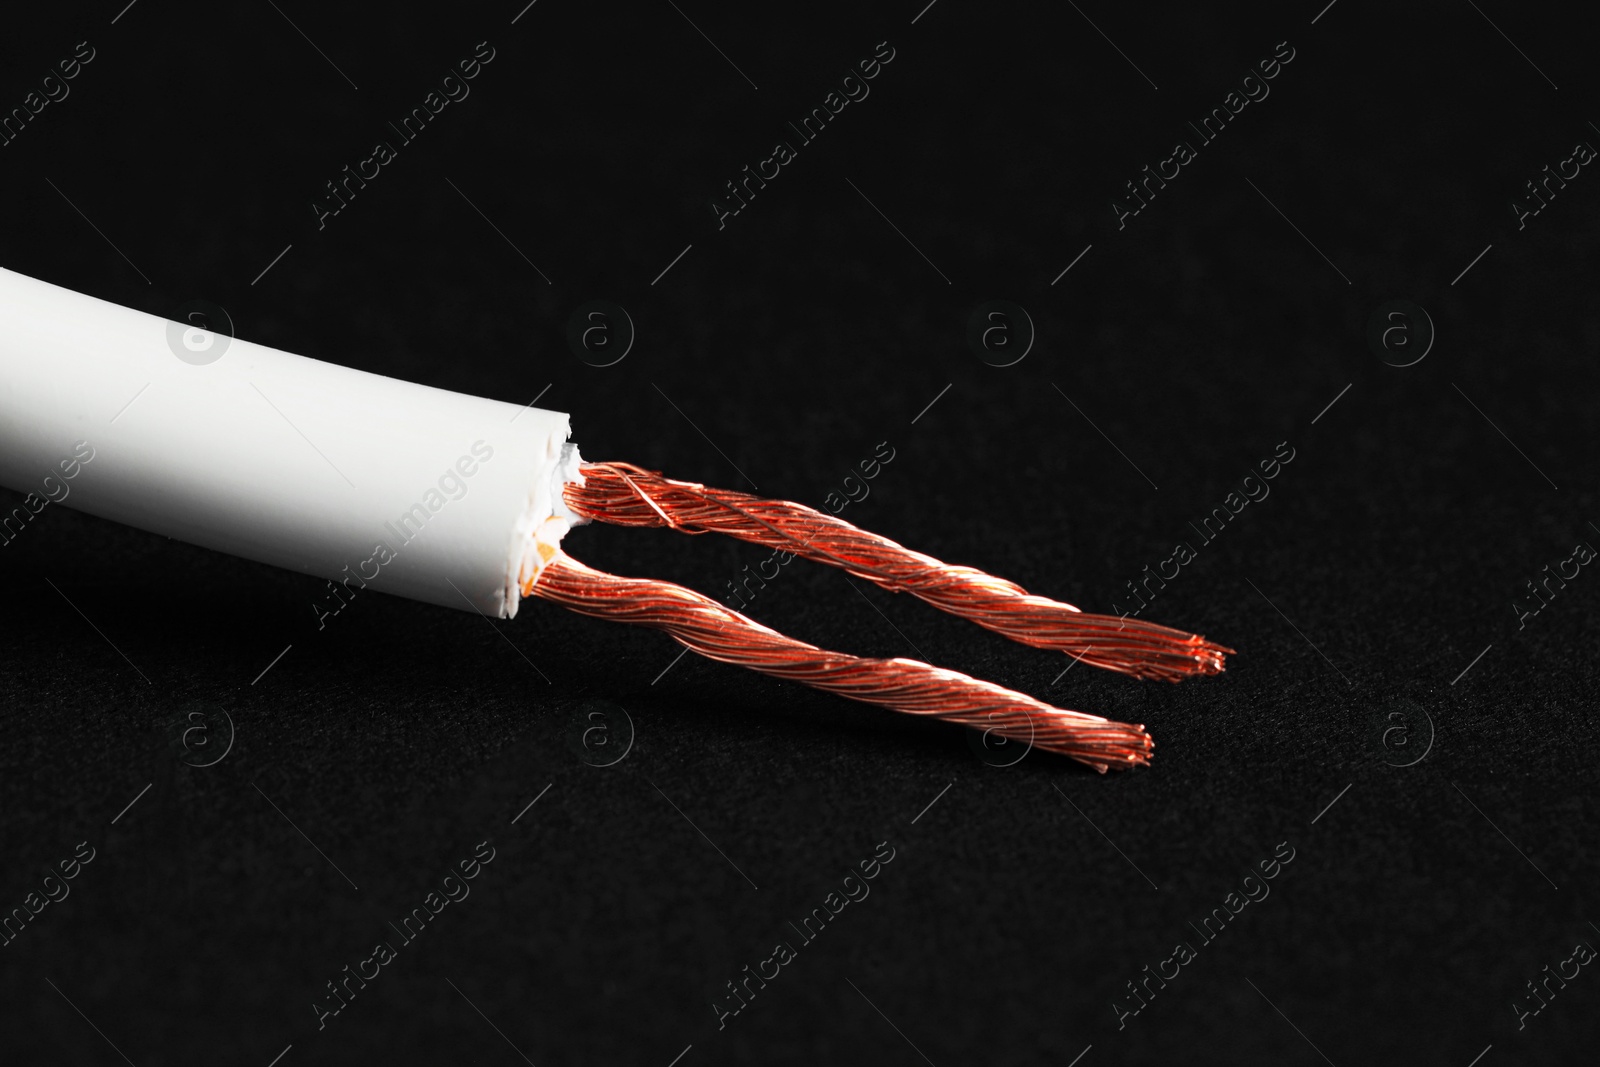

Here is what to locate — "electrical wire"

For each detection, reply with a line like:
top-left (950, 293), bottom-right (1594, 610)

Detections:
top-left (0, 265), bottom-right (1220, 771)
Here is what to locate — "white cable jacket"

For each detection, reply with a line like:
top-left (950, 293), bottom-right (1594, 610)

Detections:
top-left (0, 266), bottom-right (582, 619)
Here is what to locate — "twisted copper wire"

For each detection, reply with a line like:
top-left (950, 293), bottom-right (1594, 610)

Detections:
top-left (564, 462), bottom-right (1232, 682)
top-left (528, 553), bottom-right (1153, 772)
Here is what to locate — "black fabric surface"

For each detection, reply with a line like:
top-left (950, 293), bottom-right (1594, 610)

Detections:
top-left (2, 2), bottom-right (1597, 1064)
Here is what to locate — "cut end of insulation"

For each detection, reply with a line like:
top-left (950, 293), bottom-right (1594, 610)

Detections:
top-left (503, 440), bottom-right (586, 618)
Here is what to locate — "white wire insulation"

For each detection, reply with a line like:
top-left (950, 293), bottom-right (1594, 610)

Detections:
top-left (0, 267), bottom-right (580, 618)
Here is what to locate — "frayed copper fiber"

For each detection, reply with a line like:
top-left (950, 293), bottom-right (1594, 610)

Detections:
top-left (564, 462), bottom-right (1232, 681)
top-left (527, 552), bottom-right (1153, 772)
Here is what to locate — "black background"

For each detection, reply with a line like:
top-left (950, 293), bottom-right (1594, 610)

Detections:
top-left (2, 1), bottom-right (1597, 1064)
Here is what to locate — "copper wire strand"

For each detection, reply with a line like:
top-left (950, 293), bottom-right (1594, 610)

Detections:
top-left (527, 552), bottom-right (1153, 772)
top-left (564, 462), bottom-right (1233, 682)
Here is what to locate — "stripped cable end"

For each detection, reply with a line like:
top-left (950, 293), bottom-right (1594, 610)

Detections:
top-left (536, 460), bottom-right (1234, 768)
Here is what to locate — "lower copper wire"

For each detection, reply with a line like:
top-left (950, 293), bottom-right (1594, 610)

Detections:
top-left (564, 462), bottom-right (1232, 682)
top-left (528, 553), bottom-right (1153, 772)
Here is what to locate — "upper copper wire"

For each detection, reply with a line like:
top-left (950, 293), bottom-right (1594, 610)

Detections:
top-left (528, 553), bottom-right (1153, 772)
top-left (564, 461), bottom-right (1232, 682)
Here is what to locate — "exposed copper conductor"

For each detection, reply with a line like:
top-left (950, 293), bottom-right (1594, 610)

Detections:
top-left (528, 552), bottom-right (1153, 772)
top-left (564, 462), bottom-right (1232, 681)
